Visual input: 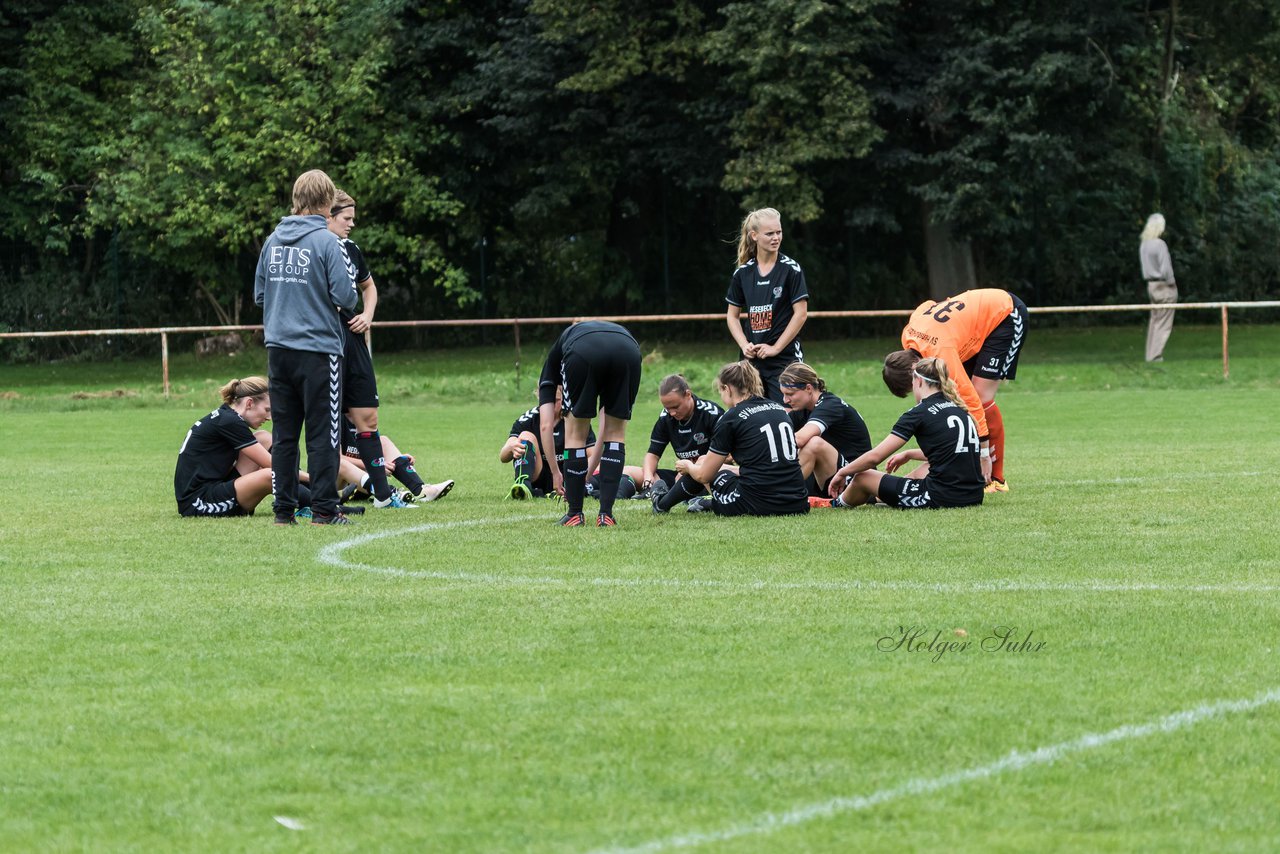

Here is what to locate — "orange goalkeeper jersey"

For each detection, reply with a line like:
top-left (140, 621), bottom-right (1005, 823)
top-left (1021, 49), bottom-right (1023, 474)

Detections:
top-left (901, 288), bottom-right (1014, 438)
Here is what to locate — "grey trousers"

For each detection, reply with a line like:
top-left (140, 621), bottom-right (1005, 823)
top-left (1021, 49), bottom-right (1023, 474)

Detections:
top-left (1146, 280), bottom-right (1177, 362)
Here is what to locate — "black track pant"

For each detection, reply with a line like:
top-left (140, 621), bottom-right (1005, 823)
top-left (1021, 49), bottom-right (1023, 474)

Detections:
top-left (269, 347), bottom-right (343, 517)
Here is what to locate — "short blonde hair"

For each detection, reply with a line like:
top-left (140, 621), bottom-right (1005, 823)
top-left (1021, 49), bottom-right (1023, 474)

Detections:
top-left (292, 169), bottom-right (336, 216)
top-left (1141, 213), bottom-right (1166, 241)
top-left (331, 188), bottom-right (356, 216)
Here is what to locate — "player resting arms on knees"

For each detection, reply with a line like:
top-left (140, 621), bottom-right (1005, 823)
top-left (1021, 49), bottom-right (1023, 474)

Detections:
top-left (501, 385), bottom-right (596, 500)
top-left (674, 361), bottom-right (809, 517)
top-left (538, 321), bottom-right (643, 527)
top-left (883, 287), bottom-right (1027, 492)
top-left (725, 208), bottom-right (809, 403)
top-left (174, 377), bottom-right (278, 518)
top-left (326, 188), bottom-right (418, 510)
top-left (778, 362), bottom-right (871, 502)
top-left (822, 357), bottom-right (983, 510)
top-left (339, 417), bottom-right (454, 504)
top-left (641, 373), bottom-right (725, 513)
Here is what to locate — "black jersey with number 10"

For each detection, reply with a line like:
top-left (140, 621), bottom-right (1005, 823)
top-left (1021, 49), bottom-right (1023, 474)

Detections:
top-left (709, 396), bottom-right (808, 513)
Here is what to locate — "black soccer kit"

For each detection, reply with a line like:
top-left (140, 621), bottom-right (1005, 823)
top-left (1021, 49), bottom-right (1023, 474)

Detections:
top-left (174, 404), bottom-right (258, 516)
top-left (878, 392), bottom-right (984, 509)
top-left (509, 407), bottom-right (596, 493)
top-left (538, 321), bottom-right (643, 517)
top-left (790, 391), bottom-right (873, 492)
top-left (726, 255), bottom-right (809, 402)
top-left (647, 395), bottom-right (724, 481)
top-left (707, 396), bottom-right (809, 516)
top-left (339, 240), bottom-right (378, 410)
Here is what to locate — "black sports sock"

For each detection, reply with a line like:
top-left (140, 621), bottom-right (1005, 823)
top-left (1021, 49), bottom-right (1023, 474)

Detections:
top-left (391, 455), bottom-right (427, 495)
top-left (355, 431), bottom-right (392, 501)
top-left (563, 447), bottom-right (588, 515)
top-left (513, 441), bottom-right (534, 481)
top-left (297, 483), bottom-right (313, 508)
top-left (596, 442), bottom-right (625, 516)
top-left (615, 475), bottom-right (637, 500)
top-left (659, 476), bottom-right (705, 511)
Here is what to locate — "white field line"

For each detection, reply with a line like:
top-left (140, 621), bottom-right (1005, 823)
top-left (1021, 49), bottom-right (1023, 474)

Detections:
top-left (317, 518), bottom-right (1280, 594)
top-left (589, 686), bottom-right (1280, 854)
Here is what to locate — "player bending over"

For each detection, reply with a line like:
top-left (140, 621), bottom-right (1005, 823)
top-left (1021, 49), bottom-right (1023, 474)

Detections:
top-left (501, 385), bottom-right (595, 500)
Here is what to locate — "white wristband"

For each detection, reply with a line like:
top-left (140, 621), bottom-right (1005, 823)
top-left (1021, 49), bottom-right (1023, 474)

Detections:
top-left (980, 449), bottom-right (991, 459)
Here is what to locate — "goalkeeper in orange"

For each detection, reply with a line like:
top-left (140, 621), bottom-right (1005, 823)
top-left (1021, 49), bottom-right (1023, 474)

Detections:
top-left (882, 288), bottom-right (1027, 492)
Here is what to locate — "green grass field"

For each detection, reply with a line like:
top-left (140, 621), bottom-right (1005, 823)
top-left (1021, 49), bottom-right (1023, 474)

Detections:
top-left (2, 324), bottom-right (1279, 852)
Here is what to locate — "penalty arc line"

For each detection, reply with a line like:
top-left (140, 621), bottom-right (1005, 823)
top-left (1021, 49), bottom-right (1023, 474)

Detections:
top-left (587, 686), bottom-right (1280, 854)
top-left (316, 517), bottom-right (1280, 594)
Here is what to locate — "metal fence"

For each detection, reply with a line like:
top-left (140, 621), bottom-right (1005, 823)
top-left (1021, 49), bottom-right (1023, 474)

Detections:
top-left (3, 300), bottom-right (1278, 395)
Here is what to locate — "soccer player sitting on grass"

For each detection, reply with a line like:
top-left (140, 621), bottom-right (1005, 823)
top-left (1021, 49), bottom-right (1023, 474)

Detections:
top-left (639, 373), bottom-right (725, 513)
top-left (674, 361), bottom-right (809, 517)
top-left (778, 361), bottom-right (872, 501)
top-left (883, 287), bottom-right (1027, 492)
top-left (500, 385), bottom-right (595, 500)
top-left (174, 377), bottom-right (277, 518)
top-left (819, 356), bottom-right (984, 510)
top-left (339, 416), bottom-right (454, 505)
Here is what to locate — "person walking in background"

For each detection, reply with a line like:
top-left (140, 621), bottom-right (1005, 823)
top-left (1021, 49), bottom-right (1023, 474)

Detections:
top-left (1140, 213), bottom-right (1178, 363)
top-left (725, 207), bottom-right (809, 404)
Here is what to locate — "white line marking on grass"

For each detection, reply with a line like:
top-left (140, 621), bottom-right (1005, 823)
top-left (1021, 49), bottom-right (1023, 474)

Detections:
top-left (317, 518), bottom-right (1280, 594)
top-left (588, 686), bottom-right (1280, 854)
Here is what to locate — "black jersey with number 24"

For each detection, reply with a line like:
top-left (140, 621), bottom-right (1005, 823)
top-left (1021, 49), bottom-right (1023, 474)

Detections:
top-left (709, 396), bottom-right (808, 514)
top-left (889, 392), bottom-right (984, 506)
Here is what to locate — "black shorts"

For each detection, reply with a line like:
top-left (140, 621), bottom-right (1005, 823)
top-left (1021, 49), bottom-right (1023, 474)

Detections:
top-left (964, 293), bottom-right (1028, 382)
top-left (343, 328), bottom-right (379, 410)
top-left (561, 332), bottom-right (643, 420)
top-left (710, 471), bottom-right (809, 517)
top-left (877, 474), bottom-right (982, 510)
top-left (177, 478), bottom-right (247, 517)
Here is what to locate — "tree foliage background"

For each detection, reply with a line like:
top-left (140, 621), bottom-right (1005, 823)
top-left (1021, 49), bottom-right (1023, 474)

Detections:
top-left (1, 0), bottom-right (1277, 356)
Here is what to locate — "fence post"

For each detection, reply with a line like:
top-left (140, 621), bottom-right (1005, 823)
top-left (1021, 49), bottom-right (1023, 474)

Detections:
top-left (1221, 305), bottom-right (1229, 380)
top-left (161, 331), bottom-right (170, 398)
top-left (513, 319), bottom-right (522, 390)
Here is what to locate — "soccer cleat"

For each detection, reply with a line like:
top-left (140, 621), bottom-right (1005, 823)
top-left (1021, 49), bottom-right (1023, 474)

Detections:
top-left (311, 512), bottom-right (353, 525)
top-left (649, 479), bottom-right (671, 514)
top-left (984, 479), bottom-right (1010, 494)
top-left (373, 492), bottom-right (419, 509)
top-left (808, 496), bottom-right (834, 508)
top-left (556, 511), bottom-right (586, 527)
top-left (597, 512), bottom-right (617, 527)
top-left (294, 506), bottom-right (314, 520)
top-left (417, 480), bottom-right (455, 502)
top-left (337, 504), bottom-right (365, 515)
top-left (508, 476), bottom-right (533, 501)
top-left (338, 482), bottom-right (360, 504)
top-left (685, 497), bottom-right (712, 513)
top-left (274, 510), bottom-right (298, 526)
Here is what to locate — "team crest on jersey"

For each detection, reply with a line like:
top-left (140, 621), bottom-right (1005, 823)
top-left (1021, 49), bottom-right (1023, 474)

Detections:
top-left (693, 432), bottom-right (707, 445)
top-left (772, 286), bottom-right (782, 299)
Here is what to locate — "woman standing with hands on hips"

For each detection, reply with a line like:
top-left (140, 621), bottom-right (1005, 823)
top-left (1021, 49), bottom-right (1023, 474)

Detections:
top-left (725, 208), bottom-right (809, 403)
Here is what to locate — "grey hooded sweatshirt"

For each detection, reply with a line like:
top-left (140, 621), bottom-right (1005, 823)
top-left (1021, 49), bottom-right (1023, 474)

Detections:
top-left (254, 215), bottom-right (358, 355)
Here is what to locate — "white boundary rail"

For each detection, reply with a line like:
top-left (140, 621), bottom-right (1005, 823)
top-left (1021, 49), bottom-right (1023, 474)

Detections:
top-left (3, 301), bottom-right (1278, 396)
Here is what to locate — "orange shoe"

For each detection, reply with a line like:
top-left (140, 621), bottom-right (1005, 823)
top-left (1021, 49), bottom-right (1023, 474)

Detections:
top-left (984, 479), bottom-right (1009, 494)
top-left (808, 496), bottom-right (834, 508)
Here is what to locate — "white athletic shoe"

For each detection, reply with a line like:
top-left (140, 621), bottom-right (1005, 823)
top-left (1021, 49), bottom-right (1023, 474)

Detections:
top-left (415, 480), bottom-right (455, 502)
